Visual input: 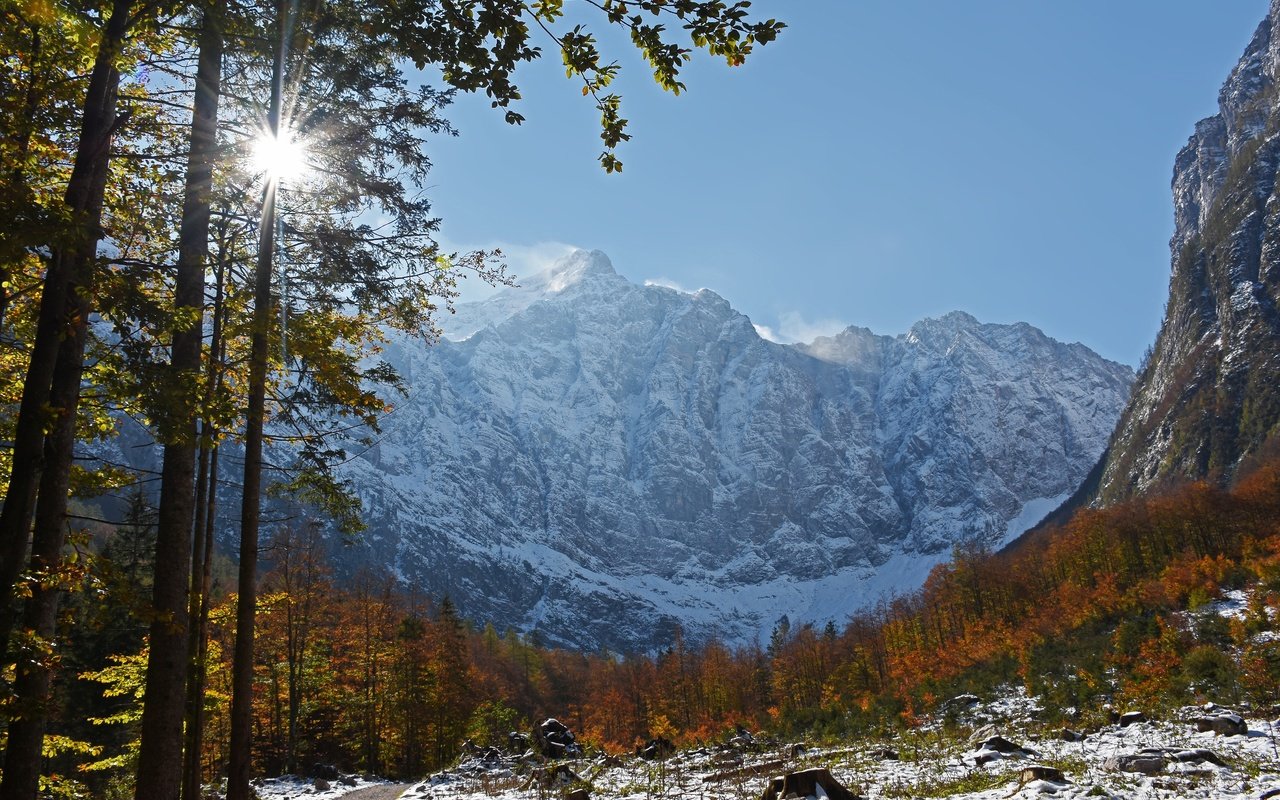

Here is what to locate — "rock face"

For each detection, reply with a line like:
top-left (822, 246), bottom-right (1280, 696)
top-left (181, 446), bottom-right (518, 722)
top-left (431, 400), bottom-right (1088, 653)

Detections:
top-left (1096, 2), bottom-right (1280, 502)
top-left (341, 250), bottom-right (1132, 651)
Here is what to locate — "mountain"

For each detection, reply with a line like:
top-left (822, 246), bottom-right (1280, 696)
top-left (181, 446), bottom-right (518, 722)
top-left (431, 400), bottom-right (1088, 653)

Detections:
top-left (334, 249), bottom-right (1133, 652)
top-left (1092, 1), bottom-right (1280, 504)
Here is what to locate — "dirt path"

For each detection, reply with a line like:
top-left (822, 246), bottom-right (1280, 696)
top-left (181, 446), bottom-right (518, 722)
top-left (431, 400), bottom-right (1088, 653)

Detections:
top-left (339, 783), bottom-right (415, 800)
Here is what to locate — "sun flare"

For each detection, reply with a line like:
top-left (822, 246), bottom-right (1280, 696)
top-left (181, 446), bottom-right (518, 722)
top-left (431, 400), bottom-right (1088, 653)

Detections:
top-left (252, 128), bottom-right (310, 182)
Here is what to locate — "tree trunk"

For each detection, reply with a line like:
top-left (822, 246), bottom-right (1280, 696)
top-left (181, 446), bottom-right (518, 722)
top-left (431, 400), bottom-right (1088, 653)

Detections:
top-left (227, 6), bottom-right (285, 793)
top-left (135, 7), bottom-right (223, 798)
top-left (0, 5), bottom-right (129, 793)
top-left (0, 0), bottom-right (131, 667)
top-left (182, 230), bottom-right (228, 800)
top-left (0, 266), bottom-right (98, 798)
top-left (226, 182), bottom-right (276, 800)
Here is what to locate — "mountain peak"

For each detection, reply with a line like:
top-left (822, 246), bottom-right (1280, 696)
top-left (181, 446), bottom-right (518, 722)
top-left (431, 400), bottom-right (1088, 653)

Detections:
top-left (543, 249), bottom-right (616, 292)
top-left (903, 310), bottom-right (981, 348)
top-left (441, 249), bottom-right (619, 340)
top-left (937, 309), bottom-right (979, 326)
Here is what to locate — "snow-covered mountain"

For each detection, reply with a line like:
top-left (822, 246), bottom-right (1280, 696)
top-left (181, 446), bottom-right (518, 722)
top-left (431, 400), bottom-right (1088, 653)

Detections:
top-left (340, 250), bottom-right (1132, 651)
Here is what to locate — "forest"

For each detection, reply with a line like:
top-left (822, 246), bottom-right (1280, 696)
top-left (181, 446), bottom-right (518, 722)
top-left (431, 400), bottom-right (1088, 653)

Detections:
top-left (26, 434), bottom-right (1280, 798)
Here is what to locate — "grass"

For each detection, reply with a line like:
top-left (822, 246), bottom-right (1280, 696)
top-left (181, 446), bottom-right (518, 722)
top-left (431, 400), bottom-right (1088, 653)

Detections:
top-left (879, 768), bottom-right (1008, 798)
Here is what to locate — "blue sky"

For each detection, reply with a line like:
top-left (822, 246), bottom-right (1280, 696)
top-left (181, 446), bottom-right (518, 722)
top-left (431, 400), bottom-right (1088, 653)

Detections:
top-left (422, 1), bottom-right (1268, 366)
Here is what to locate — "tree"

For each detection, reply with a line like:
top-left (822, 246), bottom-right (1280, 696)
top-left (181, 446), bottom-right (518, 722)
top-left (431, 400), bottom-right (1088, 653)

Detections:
top-left (0, 3), bottom-right (163, 796)
top-left (134, 5), bottom-right (225, 797)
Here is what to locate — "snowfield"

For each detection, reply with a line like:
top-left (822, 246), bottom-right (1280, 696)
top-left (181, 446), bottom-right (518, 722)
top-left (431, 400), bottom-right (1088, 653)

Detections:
top-left (253, 691), bottom-right (1280, 800)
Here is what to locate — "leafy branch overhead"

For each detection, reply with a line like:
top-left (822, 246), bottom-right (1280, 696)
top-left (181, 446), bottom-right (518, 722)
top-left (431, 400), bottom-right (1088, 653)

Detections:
top-left (383, 0), bottom-right (784, 172)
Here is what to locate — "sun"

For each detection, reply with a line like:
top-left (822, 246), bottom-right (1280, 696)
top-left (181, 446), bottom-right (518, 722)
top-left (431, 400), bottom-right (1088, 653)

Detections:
top-left (252, 127), bottom-right (310, 182)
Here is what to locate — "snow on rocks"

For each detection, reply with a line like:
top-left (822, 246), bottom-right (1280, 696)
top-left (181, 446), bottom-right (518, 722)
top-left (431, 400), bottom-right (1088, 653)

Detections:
top-left (968, 735), bottom-right (1039, 766)
top-left (410, 690), bottom-right (1275, 800)
top-left (759, 767), bottom-right (859, 800)
top-left (250, 773), bottom-right (393, 800)
top-left (275, 691), bottom-right (1279, 800)
top-left (1193, 711), bottom-right (1250, 737)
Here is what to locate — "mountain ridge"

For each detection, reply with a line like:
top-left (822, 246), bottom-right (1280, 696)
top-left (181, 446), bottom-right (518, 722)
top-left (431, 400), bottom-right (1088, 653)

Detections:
top-left (1088, 0), bottom-right (1280, 505)
top-left (337, 249), bottom-right (1133, 651)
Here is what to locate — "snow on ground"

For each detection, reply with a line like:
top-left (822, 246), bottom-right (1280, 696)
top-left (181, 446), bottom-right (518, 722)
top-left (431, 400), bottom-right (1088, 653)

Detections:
top-left (381, 694), bottom-right (1279, 800)
top-left (255, 593), bottom-right (1280, 800)
top-left (1199, 589), bottom-right (1255, 622)
top-left (1001, 493), bottom-right (1070, 544)
top-left (246, 690), bottom-right (1280, 800)
top-left (1180, 588), bottom-right (1280, 644)
top-left (252, 773), bottom-right (393, 800)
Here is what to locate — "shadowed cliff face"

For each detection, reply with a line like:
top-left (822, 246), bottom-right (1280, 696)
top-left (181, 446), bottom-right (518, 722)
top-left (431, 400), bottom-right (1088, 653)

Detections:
top-left (1097, 2), bottom-right (1280, 503)
top-left (339, 249), bottom-right (1132, 652)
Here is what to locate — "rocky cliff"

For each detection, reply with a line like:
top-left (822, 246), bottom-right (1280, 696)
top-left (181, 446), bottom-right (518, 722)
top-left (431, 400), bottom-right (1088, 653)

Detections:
top-left (338, 250), bottom-right (1132, 651)
top-left (1095, 2), bottom-right (1280, 502)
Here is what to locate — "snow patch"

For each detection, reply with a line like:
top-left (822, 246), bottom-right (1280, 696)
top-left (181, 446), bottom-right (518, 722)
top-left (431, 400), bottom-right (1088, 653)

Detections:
top-left (1002, 493), bottom-right (1069, 543)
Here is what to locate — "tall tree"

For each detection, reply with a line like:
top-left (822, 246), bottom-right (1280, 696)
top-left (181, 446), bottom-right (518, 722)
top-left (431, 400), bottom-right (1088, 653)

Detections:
top-left (225, 0), bottom-right (290, 792)
top-left (134, 3), bottom-right (225, 797)
top-left (0, 2), bottom-right (141, 796)
top-left (181, 221), bottom-right (232, 800)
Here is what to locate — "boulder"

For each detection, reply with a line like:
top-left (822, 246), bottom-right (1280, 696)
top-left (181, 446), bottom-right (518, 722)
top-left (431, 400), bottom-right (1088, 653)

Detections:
top-left (971, 735), bottom-right (1037, 766)
top-left (636, 737), bottom-right (676, 761)
top-left (310, 764), bottom-right (340, 780)
top-left (1104, 754), bottom-right (1165, 775)
top-left (1020, 765), bottom-right (1065, 783)
top-left (566, 790), bottom-right (590, 800)
top-left (508, 731), bottom-right (530, 752)
top-left (759, 768), bottom-right (860, 800)
top-left (788, 743), bottom-right (806, 758)
top-left (313, 778), bottom-right (331, 791)
top-left (542, 718), bottom-right (571, 737)
top-left (1170, 748), bottom-right (1227, 767)
top-left (1060, 728), bottom-right (1086, 742)
top-left (338, 775), bottom-right (358, 787)
top-left (534, 718), bottom-right (582, 758)
top-left (1118, 711), bottom-right (1147, 727)
top-left (1193, 713), bottom-right (1247, 736)
top-left (729, 726), bottom-right (757, 750)
top-left (869, 747), bottom-right (898, 761)
top-left (978, 736), bottom-right (1036, 755)
top-left (940, 694), bottom-right (981, 714)
top-left (967, 724), bottom-right (998, 745)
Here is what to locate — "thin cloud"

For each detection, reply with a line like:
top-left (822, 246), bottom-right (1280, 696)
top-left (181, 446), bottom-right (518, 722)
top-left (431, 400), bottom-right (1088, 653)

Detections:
top-left (644, 276), bottom-right (695, 293)
top-left (444, 239), bottom-right (583, 302)
top-left (753, 323), bottom-right (783, 342)
top-left (775, 311), bottom-right (850, 344)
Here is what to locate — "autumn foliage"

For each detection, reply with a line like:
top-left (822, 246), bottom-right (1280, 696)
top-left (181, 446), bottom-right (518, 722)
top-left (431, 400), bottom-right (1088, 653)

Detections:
top-left (34, 457), bottom-right (1280, 787)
